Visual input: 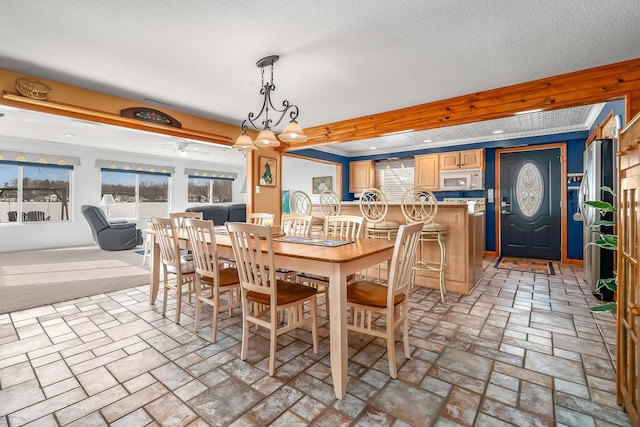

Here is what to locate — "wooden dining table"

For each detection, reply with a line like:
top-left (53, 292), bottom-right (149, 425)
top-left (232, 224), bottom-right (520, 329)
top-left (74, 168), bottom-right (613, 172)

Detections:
top-left (148, 226), bottom-right (396, 400)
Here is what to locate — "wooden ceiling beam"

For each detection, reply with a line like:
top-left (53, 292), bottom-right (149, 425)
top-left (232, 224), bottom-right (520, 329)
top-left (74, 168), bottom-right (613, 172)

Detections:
top-left (285, 57), bottom-right (640, 150)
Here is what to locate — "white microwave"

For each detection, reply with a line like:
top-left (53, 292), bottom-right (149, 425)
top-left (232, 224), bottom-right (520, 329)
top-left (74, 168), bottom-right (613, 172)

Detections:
top-left (440, 169), bottom-right (484, 191)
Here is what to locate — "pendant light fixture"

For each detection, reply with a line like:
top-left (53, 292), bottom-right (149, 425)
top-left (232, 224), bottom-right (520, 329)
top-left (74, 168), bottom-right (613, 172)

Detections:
top-left (232, 55), bottom-right (307, 151)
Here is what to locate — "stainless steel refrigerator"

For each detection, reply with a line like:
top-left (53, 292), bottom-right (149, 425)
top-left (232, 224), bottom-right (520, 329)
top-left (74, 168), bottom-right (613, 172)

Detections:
top-left (579, 138), bottom-right (615, 301)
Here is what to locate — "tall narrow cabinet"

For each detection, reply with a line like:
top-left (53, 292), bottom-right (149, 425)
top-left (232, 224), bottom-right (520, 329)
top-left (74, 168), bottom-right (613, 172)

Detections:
top-left (617, 111), bottom-right (640, 426)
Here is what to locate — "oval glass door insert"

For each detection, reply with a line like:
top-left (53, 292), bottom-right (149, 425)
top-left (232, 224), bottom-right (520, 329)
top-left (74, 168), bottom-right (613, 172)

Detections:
top-left (516, 162), bottom-right (544, 217)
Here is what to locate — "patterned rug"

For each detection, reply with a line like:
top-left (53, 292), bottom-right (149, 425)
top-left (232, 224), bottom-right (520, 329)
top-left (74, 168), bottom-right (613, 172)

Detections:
top-left (494, 256), bottom-right (555, 275)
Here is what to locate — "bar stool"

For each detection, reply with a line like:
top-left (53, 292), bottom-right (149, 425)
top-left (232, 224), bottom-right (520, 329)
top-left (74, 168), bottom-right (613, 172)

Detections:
top-left (359, 188), bottom-right (402, 280)
top-left (359, 188), bottom-right (401, 240)
top-left (290, 190), bottom-right (324, 232)
top-left (400, 187), bottom-right (447, 302)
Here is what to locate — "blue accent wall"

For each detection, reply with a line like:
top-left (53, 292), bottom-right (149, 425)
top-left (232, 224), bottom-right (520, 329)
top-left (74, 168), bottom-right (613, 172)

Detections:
top-left (294, 101), bottom-right (626, 261)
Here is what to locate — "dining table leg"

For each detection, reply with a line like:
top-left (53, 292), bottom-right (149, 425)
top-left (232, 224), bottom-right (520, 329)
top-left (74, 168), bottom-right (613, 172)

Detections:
top-left (328, 263), bottom-right (348, 400)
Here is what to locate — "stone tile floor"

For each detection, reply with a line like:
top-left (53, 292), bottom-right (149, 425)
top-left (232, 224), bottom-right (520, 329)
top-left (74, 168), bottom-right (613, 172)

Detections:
top-left (0, 257), bottom-right (630, 426)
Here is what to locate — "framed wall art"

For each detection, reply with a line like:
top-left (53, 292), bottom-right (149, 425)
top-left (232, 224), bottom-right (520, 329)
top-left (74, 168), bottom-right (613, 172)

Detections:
top-left (312, 176), bottom-right (332, 194)
top-left (258, 157), bottom-right (277, 187)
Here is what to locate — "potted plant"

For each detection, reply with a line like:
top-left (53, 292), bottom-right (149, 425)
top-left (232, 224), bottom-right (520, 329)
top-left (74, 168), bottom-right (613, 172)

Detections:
top-left (584, 186), bottom-right (617, 313)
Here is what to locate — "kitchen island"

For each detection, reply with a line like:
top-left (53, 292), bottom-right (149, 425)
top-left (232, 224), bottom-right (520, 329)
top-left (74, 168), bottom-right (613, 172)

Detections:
top-left (311, 200), bottom-right (485, 295)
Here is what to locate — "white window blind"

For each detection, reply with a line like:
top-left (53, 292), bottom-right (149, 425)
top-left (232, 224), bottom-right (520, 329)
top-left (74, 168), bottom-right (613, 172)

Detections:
top-left (375, 159), bottom-right (414, 202)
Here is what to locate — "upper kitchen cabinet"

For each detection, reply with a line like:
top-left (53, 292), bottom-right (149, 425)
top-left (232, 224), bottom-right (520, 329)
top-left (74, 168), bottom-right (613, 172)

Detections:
top-left (414, 154), bottom-right (440, 190)
top-left (349, 160), bottom-right (375, 193)
top-left (440, 149), bottom-right (485, 170)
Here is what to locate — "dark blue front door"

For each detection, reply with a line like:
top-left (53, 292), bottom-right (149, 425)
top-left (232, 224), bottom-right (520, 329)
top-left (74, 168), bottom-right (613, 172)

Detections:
top-left (499, 148), bottom-right (562, 260)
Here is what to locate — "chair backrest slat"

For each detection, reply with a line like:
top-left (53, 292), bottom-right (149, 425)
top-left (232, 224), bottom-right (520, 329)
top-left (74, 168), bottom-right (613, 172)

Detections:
top-left (387, 222), bottom-right (423, 306)
top-left (152, 217), bottom-right (181, 267)
top-left (249, 212), bottom-right (274, 226)
top-left (184, 218), bottom-right (219, 280)
top-left (227, 222), bottom-right (277, 299)
top-left (169, 211), bottom-right (203, 230)
top-left (326, 215), bottom-right (365, 239)
top-left (281, 213), bottom-right (313, 235)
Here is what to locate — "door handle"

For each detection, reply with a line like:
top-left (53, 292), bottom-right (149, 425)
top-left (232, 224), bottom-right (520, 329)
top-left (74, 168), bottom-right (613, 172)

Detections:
top-left (501, 209), bottom-right (511, 215)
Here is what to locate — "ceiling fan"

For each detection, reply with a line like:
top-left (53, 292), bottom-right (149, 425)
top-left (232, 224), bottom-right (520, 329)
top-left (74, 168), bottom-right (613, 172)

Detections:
top-left (162, 142), bottom-right (211, 157)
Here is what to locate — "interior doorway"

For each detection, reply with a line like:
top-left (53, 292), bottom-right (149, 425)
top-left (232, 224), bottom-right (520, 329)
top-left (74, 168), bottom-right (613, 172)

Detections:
top-left (496, 144), bottom-right (566, 261)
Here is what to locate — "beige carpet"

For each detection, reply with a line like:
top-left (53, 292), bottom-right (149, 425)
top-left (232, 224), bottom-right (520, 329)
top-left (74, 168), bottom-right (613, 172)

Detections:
top-left (0, 245), bottom-right (150, 314)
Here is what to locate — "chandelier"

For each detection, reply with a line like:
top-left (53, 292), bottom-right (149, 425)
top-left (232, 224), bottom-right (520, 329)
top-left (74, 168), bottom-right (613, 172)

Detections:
top-left (232, 55), bottom-right (307, 151)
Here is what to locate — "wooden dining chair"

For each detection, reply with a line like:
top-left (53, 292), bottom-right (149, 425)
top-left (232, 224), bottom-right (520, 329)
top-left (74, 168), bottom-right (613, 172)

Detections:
top-left (281, 213), bottom-right (313, 235)
top-left (346, 221), bottom-right (423, 378)
top-left (184, 218), bottom-right (241, 342)
top-left (296, 214), bottom-right (365, 316)
top-left (152, 217), bottom-right (196, 323)
top-left (226, 222), bottom-right (318, 376)
top-left (249, 212), bottom-right (274, 226)
top-left (169, 211), bottom-right (203, 230)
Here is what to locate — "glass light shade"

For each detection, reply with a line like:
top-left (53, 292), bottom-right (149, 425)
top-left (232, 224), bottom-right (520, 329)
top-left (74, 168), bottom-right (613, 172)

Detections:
top-left (232, 133), bottom-right (257, 151)
top-left (278, 120), bottom-right (308, 143)
top-left (254, 129), bottom-right (280, 147)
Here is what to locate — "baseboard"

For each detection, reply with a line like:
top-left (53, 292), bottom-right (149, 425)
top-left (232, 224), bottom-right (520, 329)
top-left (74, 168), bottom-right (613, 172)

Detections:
top-left (564, 258), bottom-right (584, 266)
top-left (484, 251), bottom-right (497, 257)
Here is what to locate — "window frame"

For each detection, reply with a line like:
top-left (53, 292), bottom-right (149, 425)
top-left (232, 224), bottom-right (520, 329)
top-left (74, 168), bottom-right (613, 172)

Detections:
top-left (0, 160), bottom-right (73, 224)
top-left (100, 168), bottom-right (171, 219)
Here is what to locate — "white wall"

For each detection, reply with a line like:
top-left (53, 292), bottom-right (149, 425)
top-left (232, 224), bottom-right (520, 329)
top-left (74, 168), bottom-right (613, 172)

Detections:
top-left (282, 156), bottom-right (337, 203)
top-left (0, 137), bottom-right (245, 252)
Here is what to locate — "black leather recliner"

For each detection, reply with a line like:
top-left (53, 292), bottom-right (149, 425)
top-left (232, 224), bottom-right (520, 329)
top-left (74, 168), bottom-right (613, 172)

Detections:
top-left (80, 205), bottom-right (143, 251)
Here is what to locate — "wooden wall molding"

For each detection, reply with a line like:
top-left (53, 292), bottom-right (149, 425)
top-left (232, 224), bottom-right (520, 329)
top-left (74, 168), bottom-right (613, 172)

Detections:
top-left (0, 92), bottom-right (233, 146)
top-left (288, 57), bottom-right (640, 149)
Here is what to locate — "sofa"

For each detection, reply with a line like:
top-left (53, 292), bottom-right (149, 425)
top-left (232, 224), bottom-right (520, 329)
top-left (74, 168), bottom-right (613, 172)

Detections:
top-left (81, 205), bottom-right (143, 251)
top-left (186, 203), bottom-right (246, 225)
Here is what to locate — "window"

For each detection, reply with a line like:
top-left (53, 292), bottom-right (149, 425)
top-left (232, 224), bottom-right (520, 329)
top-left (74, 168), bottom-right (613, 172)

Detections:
top-left (0, 162), bottom-right (72, 223)
top-left (101, 170), bottom-right (170, 219)
top-left (375, 159), bottom-right (414, 202)
top-left (187, 176), bottom-right (233, 207)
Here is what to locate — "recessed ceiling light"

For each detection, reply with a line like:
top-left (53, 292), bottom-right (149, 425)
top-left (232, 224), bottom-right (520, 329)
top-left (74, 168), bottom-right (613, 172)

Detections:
top-left (493, 130), bottom-right (504, 134)
top-left (65, 133), bottom-right (75, 137)
top-left (370, 147), bottom-right (377, 150)
top-left (423, 139), bottom-right (433, 143)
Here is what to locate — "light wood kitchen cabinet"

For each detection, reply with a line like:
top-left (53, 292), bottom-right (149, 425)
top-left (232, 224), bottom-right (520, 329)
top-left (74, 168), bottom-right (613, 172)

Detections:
top-left (616, 111), bottom-right (640, 424)
top-left (414, 154), bottom-right (440, 190)
top-left (439, 149), bottom-right (485, 170)
top-left (349, 160), bottom-right (375, 193)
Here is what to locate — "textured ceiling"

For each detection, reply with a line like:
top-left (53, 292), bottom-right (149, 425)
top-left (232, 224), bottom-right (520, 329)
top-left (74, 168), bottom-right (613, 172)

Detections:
top-left (0, 1), bottom-right (638, 164)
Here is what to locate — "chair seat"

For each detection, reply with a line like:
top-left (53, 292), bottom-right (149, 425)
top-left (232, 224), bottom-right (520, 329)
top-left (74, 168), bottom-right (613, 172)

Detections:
top-left (166, 259), bottom-right (195, 275)
top-left (367, 220), bottom-right (402, 230)
top-left (421, 222), bottom-right (448, 233)
top-left (247, 280), bottom-right (317, 306)
top-left (347, 280), bottom-right (405, 308)
top-left (200, 267), bottom-right (240, 287)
